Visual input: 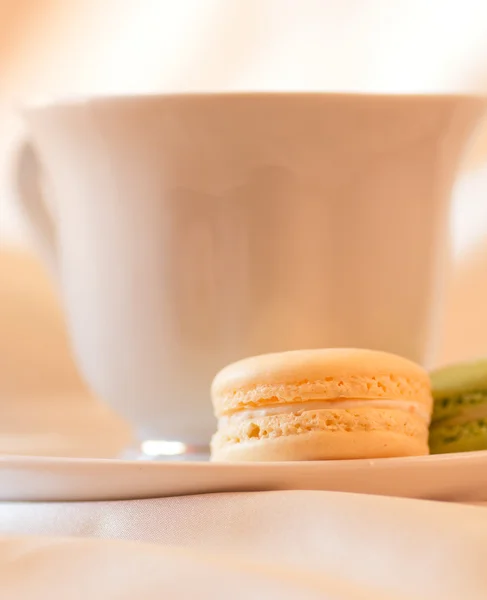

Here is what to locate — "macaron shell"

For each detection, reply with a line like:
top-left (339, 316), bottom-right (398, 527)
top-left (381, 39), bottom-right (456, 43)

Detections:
top-left (212, 407), bottom-right (429, 461)
top-left (431, 359), bottom-right (487, 400)
top-left (211, 428), bottom-right (428, 462)
top-left (429, 419), bottom-right (487, 454)
top-left (429, 360), bottom-right (487, 455)
top-left (212, 348), bottom-right (431, 416)
top-left (211, 349), bottom-right (431, 462)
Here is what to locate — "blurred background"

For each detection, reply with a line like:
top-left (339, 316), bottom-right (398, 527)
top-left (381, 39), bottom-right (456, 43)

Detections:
top-left (2, 0), bottom-right (487, 457)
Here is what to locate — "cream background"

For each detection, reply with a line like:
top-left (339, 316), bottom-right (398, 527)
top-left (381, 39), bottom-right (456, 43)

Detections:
top-left (1, 0), bottom-right (487, 456)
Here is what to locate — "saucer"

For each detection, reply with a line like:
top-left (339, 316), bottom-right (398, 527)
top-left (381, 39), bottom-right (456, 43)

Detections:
top-left (2, 451), bottom-right (487, 502)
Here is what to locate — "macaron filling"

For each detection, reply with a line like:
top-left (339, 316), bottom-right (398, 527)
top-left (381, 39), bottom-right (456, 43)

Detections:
top-left (429, 391), bottom-right (487, 453)
top-left (431, 390), bottom-right (487, 422)
top-left (218, 398), bottom-right (430, 427)
top-left (434, 403), bottom-right (487, 427)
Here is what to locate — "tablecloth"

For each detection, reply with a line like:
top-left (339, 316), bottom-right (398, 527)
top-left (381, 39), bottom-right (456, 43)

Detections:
top-left (1, 490), bottom-right (487, 599)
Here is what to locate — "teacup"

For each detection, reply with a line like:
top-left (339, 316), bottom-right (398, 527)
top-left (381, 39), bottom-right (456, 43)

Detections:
top-left (14, 92), bottom-right (487, 455)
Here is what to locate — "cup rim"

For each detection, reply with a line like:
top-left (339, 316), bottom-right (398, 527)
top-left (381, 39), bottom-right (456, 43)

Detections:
top-left (19, 90), bottom-right (487, 113)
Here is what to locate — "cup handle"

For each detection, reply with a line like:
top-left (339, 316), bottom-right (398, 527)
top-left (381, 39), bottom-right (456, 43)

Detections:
top-left (13, 140), bottom-right (57, 275)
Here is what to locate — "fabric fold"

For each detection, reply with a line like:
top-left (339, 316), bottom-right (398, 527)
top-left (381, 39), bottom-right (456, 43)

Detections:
top-left (1, 491), bottom-right (487, 598)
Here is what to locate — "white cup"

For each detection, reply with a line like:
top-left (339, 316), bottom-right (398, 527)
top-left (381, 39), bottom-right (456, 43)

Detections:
top-left (14, 93), bottom-right (487, 454)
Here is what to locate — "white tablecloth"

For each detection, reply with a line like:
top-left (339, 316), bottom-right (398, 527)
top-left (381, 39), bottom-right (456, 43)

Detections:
top-left (1, 491), bottom-right (487, 599)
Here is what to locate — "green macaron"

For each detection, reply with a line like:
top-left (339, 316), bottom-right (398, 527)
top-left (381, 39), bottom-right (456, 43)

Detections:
top-left (429, 359), bottom-right (487, 454)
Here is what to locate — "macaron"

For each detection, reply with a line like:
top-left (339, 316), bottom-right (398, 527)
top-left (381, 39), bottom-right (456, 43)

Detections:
top-left (210, 348), bottom-right (433, 461)
top-left (429, 358), bottom-right (487, 454)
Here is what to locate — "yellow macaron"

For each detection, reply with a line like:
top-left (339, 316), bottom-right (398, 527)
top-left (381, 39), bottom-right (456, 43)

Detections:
top-left (210, 348), bottom-right (432, 461)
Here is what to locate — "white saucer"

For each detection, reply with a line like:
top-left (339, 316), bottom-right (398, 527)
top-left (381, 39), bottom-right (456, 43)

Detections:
top-left (2, 451), bottom-right (487, 502)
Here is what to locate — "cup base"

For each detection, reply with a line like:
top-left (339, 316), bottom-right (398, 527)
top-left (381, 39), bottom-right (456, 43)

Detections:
top-left (121, 439), bottom-right (210, 461)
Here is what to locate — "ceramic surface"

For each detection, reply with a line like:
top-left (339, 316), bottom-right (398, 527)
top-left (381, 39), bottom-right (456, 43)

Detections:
top-left (2, 451), bottom-right (487, 502)
top-left (14, 93), bottom-right (487, 444)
